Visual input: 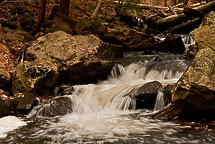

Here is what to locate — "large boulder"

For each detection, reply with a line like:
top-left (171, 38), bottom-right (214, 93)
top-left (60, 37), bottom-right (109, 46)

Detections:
top-left (27, 31), bottom-right (122, 84)
top-left (153, 12), bottom-right (215, 119)
top-left (11, 61), bottom-right (59, 111)
top-left (170, 46), bottom-right (215, 119)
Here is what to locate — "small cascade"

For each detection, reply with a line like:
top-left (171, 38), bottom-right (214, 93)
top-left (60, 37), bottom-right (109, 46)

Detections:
top-left (27, 53), bottom-right (189, 141)
top-left (154, 91), bottom-right (165, 111)
top-left (154, 34), bottom-right (195, 53)
top-left (181, 34), bottom-right (194, 45)
top-left (180, 34), bottom-right (195, 52)
top-left (110, 63), bottom-right (125, 78)
top-left (114, 58), bottom-right (187, 84)
top-left (30, 56), bottom-right (188, 118)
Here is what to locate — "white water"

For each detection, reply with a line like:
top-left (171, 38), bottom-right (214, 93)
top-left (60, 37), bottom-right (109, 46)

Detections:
top-left (34, 61), bottom-right (186, 141)
top-left (154, 91), bottom-right (165, 111)
top-left (0, 116), bottom-right (26, 138)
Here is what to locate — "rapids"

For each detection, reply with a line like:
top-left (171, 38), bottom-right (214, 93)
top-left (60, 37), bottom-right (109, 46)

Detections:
top-left (1, 51), bottom-right (191, 143)
top-left (2, 35), bottom-right (215, 143)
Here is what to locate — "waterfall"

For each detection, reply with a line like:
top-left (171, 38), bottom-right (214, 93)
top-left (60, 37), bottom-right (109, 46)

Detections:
top-left (180, 34), bottom-right (195, 52)
top-left (154, 91), bottom-right (165, 111)
top-left (27, 56), bottom-right (188, 140)
top-left (29, 58), bottom-right (187, 118)
top-left (111, 63), bottom-right (125, 78)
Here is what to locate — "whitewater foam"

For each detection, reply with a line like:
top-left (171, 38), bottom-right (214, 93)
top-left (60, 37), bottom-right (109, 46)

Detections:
top-left (0, 116), bottom-right (26, 138)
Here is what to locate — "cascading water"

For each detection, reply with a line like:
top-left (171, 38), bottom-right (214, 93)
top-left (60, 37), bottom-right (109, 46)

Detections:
top-left (2, 51), bottom-right (215, 143)
top-left (21, 55), bottom-right (188, 143)
top-left (154, 91), bottom-right (165, 111)
top-left (180, 34), bottom-right (195, 52)
top-left (0, 34), bottom-right (198, 143)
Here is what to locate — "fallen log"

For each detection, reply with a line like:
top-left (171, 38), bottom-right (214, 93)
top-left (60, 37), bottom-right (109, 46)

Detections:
top-left (170, 17), bottom-right (202, 33)
top-left (30, 0), bottom-right (46, 36)
top-left (152, 1), bottom-right (215, 31)
top-left (152, 14), bottom-right (187, 29)
top-left (183, 7), bottom-right (205, 17)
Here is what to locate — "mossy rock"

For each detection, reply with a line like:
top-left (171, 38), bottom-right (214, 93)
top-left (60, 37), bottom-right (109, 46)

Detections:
top-left (11, 61), bottom-right (59, 111)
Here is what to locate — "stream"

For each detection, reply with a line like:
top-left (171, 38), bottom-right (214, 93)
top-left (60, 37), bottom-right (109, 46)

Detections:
top-left (1, 35), bottom-right (215, 143)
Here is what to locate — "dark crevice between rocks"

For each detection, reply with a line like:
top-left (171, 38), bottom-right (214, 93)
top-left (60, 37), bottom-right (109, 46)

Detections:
top-left (57, 62), bottom-right (114, 85)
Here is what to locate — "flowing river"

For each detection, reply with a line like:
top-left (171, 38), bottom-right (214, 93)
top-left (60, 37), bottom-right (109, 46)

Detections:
top-left (1, 35), bottom-right (215, 143)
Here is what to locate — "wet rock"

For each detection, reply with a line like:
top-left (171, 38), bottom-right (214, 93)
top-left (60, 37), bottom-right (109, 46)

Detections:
top-left (54, 84), bottom-right (75, 96)
top-left (29, 96), bottom-right (73, 117)
top-left (27, 31), bottom-right (122, 84)
top-left (11, 61), bottom-right (59, 112)
top-left (135, 36), bottom-right (185, 54)
top-left (186, 45), bottom-right (198, 60)
top-left (154, 36), bottom-right (185, 54)
top-left (131, 81), bottom-right (162, 109)
top-left (160, 84), bottom-right (175, 106)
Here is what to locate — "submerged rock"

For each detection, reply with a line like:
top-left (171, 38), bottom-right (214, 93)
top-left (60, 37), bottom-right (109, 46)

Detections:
top-left (29, 96), bottom-right (73, 118)
top-left (27, 31), bottom-right (122, 84)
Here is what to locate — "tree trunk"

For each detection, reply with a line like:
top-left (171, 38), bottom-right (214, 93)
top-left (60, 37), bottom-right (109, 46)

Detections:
top-left (170, 17), bottom-right (202, 33)
top-left (164, 0), bottom-right (167, 6)
top-left (60, 0), bottom-right (70, 15)
top-left (91, 0), bottom-right (102, 19)
top-left (31, 0), bottom-right (47, 36)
